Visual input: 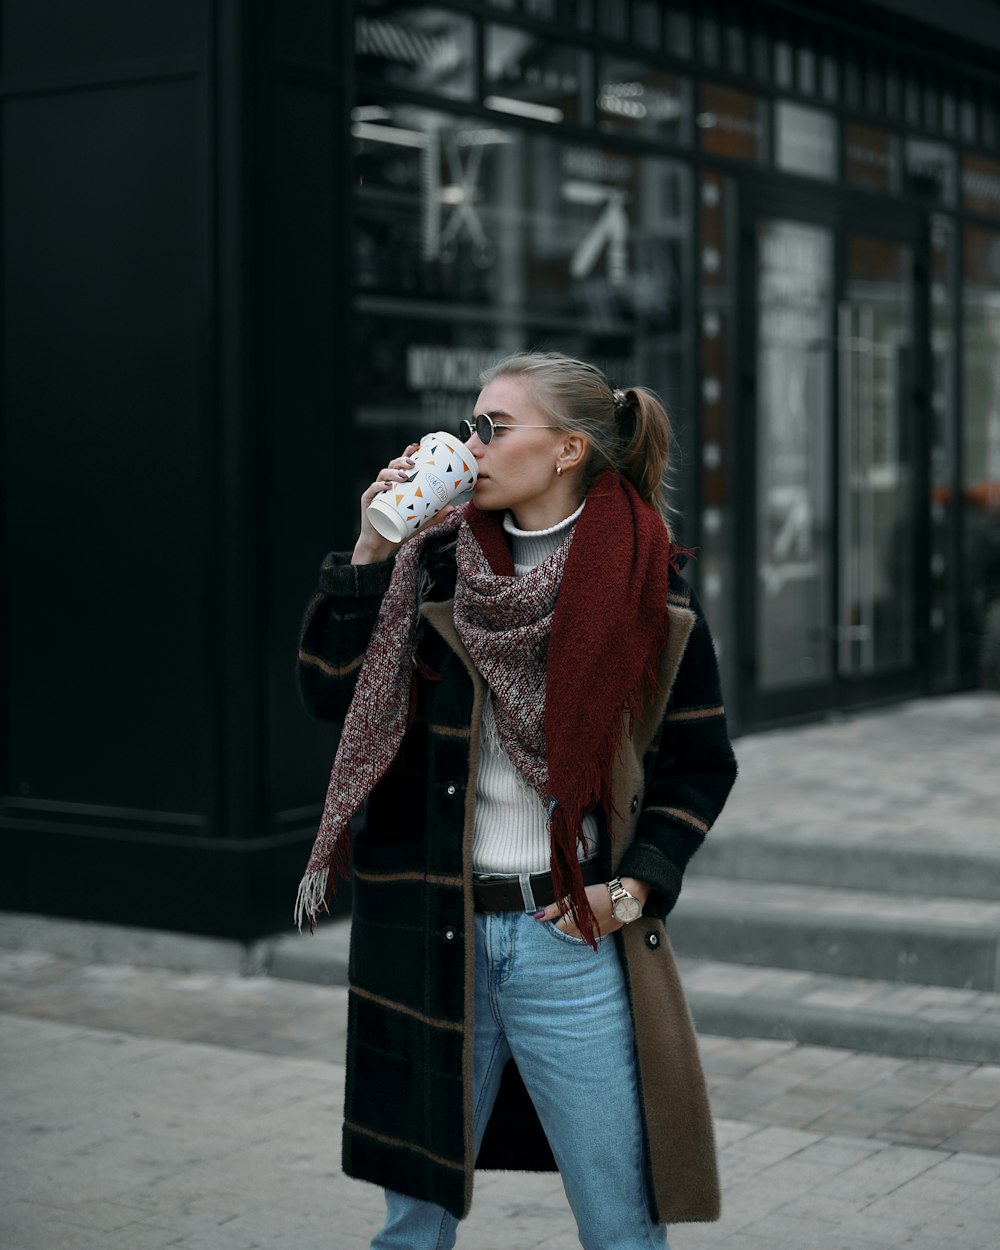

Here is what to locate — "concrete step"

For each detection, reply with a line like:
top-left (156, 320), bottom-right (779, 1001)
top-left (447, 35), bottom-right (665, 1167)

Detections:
top-left (678, 957), bottom-right (1000, 1065)
top-left (668, 878), bottom-right (1000, 992)
top-left (261, 920), bottom-right (1000, 1065)
top-left (690, 834), bottom-right (1000, 902)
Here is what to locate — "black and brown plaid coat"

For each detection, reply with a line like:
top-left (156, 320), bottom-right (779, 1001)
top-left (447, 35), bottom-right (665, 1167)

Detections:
top-left (297, 534), bottom-right (737, 1224)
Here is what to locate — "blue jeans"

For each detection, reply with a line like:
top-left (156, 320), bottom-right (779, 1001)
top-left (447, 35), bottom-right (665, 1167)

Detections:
top-left (371, 895), bottom-right (669, 1250)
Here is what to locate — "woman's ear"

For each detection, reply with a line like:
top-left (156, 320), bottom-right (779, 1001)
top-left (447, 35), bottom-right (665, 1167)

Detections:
top-left (557, 433), bottom-right (589, 473)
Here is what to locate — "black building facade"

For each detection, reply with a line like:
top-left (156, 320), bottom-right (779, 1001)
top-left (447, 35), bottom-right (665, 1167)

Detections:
top-left (3, 0), bottom-right (999, 939)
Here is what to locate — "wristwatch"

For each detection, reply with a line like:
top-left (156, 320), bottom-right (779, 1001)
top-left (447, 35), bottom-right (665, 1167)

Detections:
top-left (607, 877), bottom-right (642, 924)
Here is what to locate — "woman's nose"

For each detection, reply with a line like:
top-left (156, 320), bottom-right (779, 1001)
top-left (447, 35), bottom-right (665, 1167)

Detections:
top-left (467, 433), bottom-right (486, 457)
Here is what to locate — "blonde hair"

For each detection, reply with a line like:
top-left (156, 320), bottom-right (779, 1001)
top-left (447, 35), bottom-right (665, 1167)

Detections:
top-left (480, 351), bottom-right (673, 522)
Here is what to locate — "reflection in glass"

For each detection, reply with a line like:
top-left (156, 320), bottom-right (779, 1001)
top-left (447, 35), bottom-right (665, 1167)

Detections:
top-left (631, 1), bottom-right (662, 49)
top-left (756, 220), bottom-right (834, 689)
top-left (904, 139), bottom-right (957, 208)
top-left (774, 102), bottom-right (837, 181)
top-left (485, 23), bottom-right (583, 124)
top-left (838, 237), bottom-right (915, 677)
top-left (961, 225), bottom-right (1000, 683)
top-left (845, 123), bottom-right (899, 194)
top-left (597, 58), bottom-right (690, 144)
top-left (697, 82), bottom-right (765, 162)
top-left (929, 217), bottom-right (958, 685)
top-left (665, 10), bottom-right (693, 59)
top-left (351, 100), bottom-right (693, 531)
top-left (962, 153), bottom-right (1000, 219)
top-left (355, 7), bottom-right (476, 101)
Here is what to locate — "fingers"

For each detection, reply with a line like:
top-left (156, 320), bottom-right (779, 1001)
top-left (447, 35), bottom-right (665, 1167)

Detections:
top-left (530, 881), bottom-right (622, 939)
top-left (371, 448), bottom-right (417, 490)
top-left (360, 446), bottom-right (419, 507)
top-left (531, 901), bottom-right (561, 923)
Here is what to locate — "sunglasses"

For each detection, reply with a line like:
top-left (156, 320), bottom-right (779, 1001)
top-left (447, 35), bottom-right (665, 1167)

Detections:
top-left (459, 413), bottom-right (559, 445)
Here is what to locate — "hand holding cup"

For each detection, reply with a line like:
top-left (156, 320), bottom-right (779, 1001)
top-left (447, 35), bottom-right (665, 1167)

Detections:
top-left (353, 432), bottom-right (478, 564)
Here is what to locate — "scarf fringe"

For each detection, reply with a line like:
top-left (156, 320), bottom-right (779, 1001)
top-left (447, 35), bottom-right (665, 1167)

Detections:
top-left (547, 639), bottom-right (667, 950)
top-left (295, 827), bottom-right (353, 932)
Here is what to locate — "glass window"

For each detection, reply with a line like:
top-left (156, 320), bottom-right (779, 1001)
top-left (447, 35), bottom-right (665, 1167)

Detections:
top-left (963, 154), bottom-right (1000, 219)
top-left (904, 71), bottom-right (921, 128)
top-left (598, 0), bottom-right (627, 40)
top-left (983, 92), bottom-right (997, 149)
top-left (904, 139), bottom-right (957, 208)
top-left (524, 0), bottom-right (557, 17)
top-left (775, 102), bottom-right (837, 181)
top-left (355, 7), bottom-right (475, 102)
top-left (864, 55), bottom-right (883, 115)
top-left (485, 24), bottom-right (584, 124)
top-left (924, 77), bottom-right (940, 132)
top-left (928, 216), bottom-right (959, 686)
top-left (698, 12), bottom-right (720, 66)
top-left (756, 219), bottom-right (835, 689)
top-left (961, 225), bottom-right (1000, 682)
top-left (575, 0), bottom-right (595, 31)
top-left (632, 1), bottom-right (662, 48)
top-left (885, 59), bottom-right (901, 118)
top-left (665, 9), bottom-right (693, 60)
top-left (845, 123), bottom-right (900, 194)
top-left (961, 94), bottom-right (977, 145)
top-left (752, 26), bottom-right (770, 81)
top-left (774, 40), bottom-right (792, 90)
top-left (844, 53), bottom-right (861, 110)
top-left (597, 59), bottom-right (690, 145)
top-left (724, 23), bottom-right (746, 76)
top-left (942, 90), bottom-right (957, 137)
top-left (821, 51), bottom-right (838, 104)
top-left (351, 101), bottom-right (694, 501)
top-left (697, 82), bottom-right (766, 163)
top-left (797, 45), bottom-right (816, 96)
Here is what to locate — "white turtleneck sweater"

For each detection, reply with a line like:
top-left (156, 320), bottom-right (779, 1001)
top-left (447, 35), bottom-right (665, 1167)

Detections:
top-left (471, 502), bottom-right (599, 874)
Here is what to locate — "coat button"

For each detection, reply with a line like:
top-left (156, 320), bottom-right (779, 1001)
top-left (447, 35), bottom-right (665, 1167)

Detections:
top-left (630, 795), bottom-right (639, 814)
top-left (644, 931), bottom-right (660, 950)
top-left (443, 926), bottom-right (457, 942)
top-left (446, 784), bottom-right (457, 796)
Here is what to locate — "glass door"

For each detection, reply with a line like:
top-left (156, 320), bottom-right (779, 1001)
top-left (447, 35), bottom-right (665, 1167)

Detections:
top-left (740, 189), bottom-right (924, 725)
top-left (755, 217), bottom-right (835, 693)
top-left (838, 236), bottom-right (916, 678)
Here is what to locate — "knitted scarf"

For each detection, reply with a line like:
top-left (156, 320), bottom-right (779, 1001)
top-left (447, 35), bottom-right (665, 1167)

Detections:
top-left (295, 470), bottom-right (680, 945)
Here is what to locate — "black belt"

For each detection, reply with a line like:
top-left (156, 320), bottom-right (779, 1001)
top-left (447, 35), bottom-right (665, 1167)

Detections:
top-left (473, 860), bottom-right (604, 914)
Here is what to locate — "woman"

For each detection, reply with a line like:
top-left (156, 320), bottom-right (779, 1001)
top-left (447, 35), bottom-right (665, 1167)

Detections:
top-left (296, 352), bottom-right (737, 1249)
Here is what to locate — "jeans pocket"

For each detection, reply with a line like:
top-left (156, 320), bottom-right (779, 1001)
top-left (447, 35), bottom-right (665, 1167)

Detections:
top-left (542, 920), bottom-right (592, 947)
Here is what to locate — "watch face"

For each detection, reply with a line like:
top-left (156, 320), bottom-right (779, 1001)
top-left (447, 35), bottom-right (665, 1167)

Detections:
top-left (613, 894), bottom-right (642, 923)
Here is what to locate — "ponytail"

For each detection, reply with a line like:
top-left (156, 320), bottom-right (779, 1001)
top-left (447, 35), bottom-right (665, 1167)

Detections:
top-left (611, 387), bottom-right (673, 523)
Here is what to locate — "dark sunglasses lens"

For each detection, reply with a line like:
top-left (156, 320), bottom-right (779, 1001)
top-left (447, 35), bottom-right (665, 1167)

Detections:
top-left (462, 415), bottom-right (492, 444)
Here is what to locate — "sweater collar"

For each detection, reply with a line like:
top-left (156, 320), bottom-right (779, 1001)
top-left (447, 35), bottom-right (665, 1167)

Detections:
top-left (503, 501), bottom-right (586, 575)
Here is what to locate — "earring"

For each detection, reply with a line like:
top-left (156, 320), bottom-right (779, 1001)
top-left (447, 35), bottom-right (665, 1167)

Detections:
top-left (555, 464), bottom-right (563, 476)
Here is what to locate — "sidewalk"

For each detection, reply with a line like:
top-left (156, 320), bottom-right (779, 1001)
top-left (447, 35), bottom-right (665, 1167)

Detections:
top-left (2, 947), bottom-right (1000, 1250)
top-left (3, 692), bottom-right (1000, 1248)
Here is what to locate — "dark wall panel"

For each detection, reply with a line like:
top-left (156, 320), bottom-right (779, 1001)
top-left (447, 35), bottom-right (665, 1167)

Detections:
top-left (264, 79), bottom-right (352, 825)
top-left (1, 0), bottom-right (203, 74)
top-left (2, 80), bottom-right (212, 817)
top-left (271, 3), bottom-right (342, 69)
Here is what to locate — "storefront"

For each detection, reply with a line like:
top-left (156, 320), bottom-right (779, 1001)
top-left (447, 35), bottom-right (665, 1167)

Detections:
top-left (2, 0), bottom-right (997, 939)
top-left (350, 0), bottom-right (1000, 730)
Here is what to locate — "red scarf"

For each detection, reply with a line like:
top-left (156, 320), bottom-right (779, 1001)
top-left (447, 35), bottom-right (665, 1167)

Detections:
top-left (295, 471), bottom-right (680, 946)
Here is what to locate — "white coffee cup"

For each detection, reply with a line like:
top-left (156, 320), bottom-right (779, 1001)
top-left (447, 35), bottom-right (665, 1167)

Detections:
top-left (366, 431), bottom-right (478, 544)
